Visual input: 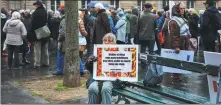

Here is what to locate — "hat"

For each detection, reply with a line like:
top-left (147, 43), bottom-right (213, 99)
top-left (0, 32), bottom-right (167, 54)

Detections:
top-left (33, 0), bottom-right (43, 5)
top-left (203, 0), bottom-right (215, 6)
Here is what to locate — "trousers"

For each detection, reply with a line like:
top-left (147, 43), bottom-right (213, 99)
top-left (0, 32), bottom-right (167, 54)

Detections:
top-left (88, 81), bottom-right (113, 104)
top-left (7, 45), bottom-right (20, 68)
top-left (34, 41), bottom-right (49, 67)
top-left (56, 51), bottom-right (64, 73)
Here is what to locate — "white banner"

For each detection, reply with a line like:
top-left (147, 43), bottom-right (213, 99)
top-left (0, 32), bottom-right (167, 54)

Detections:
top-left (93, 45), bottom-right (139, 82)
top-left (204, 51), bottom-right (221, 104)
top-left (161, 49), bottom-right (194, 74)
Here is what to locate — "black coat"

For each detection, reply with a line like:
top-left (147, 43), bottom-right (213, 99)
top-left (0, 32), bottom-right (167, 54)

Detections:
top-left (30, 6), bottom-right (48, 42)
top-left (48, 17), bottom-right (61, 40)
top-left (201, 6), bottom-right (219, 41)
top-left (1, 13), bottom-right (7, 42)
top-left (189, 14), bottom-right (200, 39)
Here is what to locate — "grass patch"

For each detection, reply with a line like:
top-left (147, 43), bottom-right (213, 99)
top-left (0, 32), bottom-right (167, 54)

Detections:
top-left (55, 82), bottom-right (71, 91)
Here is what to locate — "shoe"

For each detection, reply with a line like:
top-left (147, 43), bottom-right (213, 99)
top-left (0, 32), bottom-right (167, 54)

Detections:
top-left (53, 72), bottom-right (63, 75)
top-left (33, 66), bottom-right (40, 69)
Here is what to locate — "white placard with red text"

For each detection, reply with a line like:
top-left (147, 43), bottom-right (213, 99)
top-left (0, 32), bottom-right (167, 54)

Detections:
top-left (204, 51), bottom-right (221, 104)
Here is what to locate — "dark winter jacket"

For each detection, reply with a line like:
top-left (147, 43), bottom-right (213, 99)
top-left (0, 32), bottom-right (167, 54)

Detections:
top-left (1, 13), bottom-right (7, 42)
top-left (49, 17), bottom-right (61, 40)
top-left (31, 5), bottom-right (48, 42)
top-left (137, 10), bottom-right (157, 41)
top-left (112, 15), bottom-right (119, 27)
top-left (93, 9), bottom-right (111, 44)
top-left (189, 14), bottom-right (200, 39)
top-left (201, 6), bottom-right (219, 41)
top-left (129, 8), bottom-right (138, 40)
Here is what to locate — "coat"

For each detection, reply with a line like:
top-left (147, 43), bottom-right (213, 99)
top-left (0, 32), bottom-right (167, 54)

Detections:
top-left (201, 6), bottom-right (219, 41)
top-left (115, 16), bottom-right (127, 42)
top-left (137, 10), bottom-right (157, 41)
top-left (129, 9), bottom-right (138, 39)
top-left (93, 10), bottom-right (111, 44)
top-left (31, 5), bottom-right (48, 42)
top-left (79, 18), bottom-right (87, 46)
top-left (166, 20), bottom-right (190, 50)
top-left (3, 19), bottom-right (27, 45)
top-left (189, 14), bottom-right (200, 39)
top-left (1, 13), bottom-right (7, 42)
top-left (58, 16), bottom-right (66, 52)
top-left (49, 17), bottom-right (61, 40)
top-left (23, 16), bottom-right (32, 41)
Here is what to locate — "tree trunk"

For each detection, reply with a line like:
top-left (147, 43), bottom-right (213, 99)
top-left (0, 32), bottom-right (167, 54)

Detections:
top-left (63, 0), bottom-right (80, 87)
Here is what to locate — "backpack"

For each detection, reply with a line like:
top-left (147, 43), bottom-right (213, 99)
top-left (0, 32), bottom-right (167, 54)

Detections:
top-left (143, 56), bottom-right (164, 86)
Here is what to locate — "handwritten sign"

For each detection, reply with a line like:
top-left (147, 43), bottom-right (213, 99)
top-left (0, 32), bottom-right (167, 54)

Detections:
top-left (204, 51), bottom-right (221, 104)
top-left (161, 49), bottom-right (194, 74)
top-left (93, 45), bottom-right (139, 82)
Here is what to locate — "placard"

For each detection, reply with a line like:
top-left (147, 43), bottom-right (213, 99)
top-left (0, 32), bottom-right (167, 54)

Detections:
top-left (161, 49), bottom-right (194, 74)
top-left (93, 45), bottom-right (139, 82)
top-left (204, 51), bottom-right (221, 104)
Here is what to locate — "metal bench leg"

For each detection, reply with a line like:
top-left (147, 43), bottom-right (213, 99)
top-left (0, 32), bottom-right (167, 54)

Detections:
top-left (115, 95), bottom-right (131, 104)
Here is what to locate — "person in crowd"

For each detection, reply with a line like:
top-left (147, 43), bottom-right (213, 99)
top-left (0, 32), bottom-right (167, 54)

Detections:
top-left (31, 0), bottom-right (49, 69)
top-left (3, 11), bottom-right (27, 70)
top-left (20, 10), bottom-right (32, 65)
top-left (129, 7), bottom-right (138, 44)
top-left (47, 10), bottom-right (54, 32)
top-left (1, 8), bottom-right (8, 57)
top-left (79, 11), bottom-right (88, 76)
top-left (87, 8), bottom-right (96, 57)
top-left (156, 11), bottom-right (165, 54)
top-left (201, 0), bottom-right (219, 52)
top-left (188, 8), bottom-right (200, 40)
top-left (53, 9), bottom-right (65, 75)
top-left (161, 11), bottom-right (171, 48)
top-left (115, 11), bottom-right (127, 44)
top-left (136, 3), bottom-right (157, 54)
top-left (49, 11), bottom-right (61, 41)
top-left (167, 2), bottom-right (191, 80)
top-left (199, 10), bottom-right (205, 51)
top-left (48, 10), bottom-right (61, 52)
top-left (188, 8), bottom-right (200, 53)
top-left (106, 9), bottom-right (115, 35)
top-left (93, 3), bottom-right (111, 44)
top-left (111, 10), bottom-right (119, 27)
top-left (85, 33), bottom-right (116, 104)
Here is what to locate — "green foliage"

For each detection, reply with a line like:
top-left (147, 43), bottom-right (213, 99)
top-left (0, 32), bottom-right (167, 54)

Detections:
top-left (55, 82), bottom-right (70, 91)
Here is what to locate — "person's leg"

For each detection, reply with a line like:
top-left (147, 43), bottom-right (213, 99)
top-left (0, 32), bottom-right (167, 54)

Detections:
top-left (147, 40), bottom-right (155, 55)
top-left (54, 51), bottom-right (64, 75)
top-left (13, 45), bottom-right (20, 68)
top-left (88, 81), bottom-right (99, 104)
top-left (22, 41), bottom-right (30, 64)
top-left (80, 60), bottom-right (85, 76)
top-left (34, 41), bottom-right (41, 67)
top-left (203, 40), bottom-right (210, 51)
top-left (101, 81), bottom-right (113, 104)
top-left (140, 40), bottom-right (147, 53)
top-left (210, 40), bottom-right (216, 52)
top-left (41, 41), bottom-right (49, 66)
top-left (7, 45), bottom-right (13, 69)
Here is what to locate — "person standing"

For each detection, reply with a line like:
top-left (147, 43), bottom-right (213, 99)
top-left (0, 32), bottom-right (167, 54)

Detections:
top-left (136, 3), bottom-right (157, 54)
top-left (1, 8), bottom-right (8, 57)
top-left (115, 11), bottom-right (127, 44)
top-left (31, 0), bottom-right (49, 69)
top-left (3, 11), bottom-right (27, 70)
top-left (21, 10), bottom-right (32, 65)
top-left (87, 8), bottom-right (96, 57)
top-left (201, 0), bottom-right (220, 52)
top-left (129, 7), bottom-right (138, 44)
top-left (93, 3), bottom-right (111, 44)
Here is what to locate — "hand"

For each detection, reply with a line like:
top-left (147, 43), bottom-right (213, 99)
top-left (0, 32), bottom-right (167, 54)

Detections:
top-left (175, 48), bottom-right (180, 54)
top-left (130, 38), bottom-right (134, 45)
top-left (90, 55), bottom-right (97, 62)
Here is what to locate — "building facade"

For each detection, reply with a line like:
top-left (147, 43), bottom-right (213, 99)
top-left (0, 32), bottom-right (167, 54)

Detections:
top-left (1, 0), bottom-right (221, 12)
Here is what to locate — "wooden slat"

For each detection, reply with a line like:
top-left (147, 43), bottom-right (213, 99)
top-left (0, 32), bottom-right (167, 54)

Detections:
top-left (139, 53), bottom-right (219, 76)
top-left (123, 81), bottom-right (211, 104)
top-left (112, 88), bottom-right (178, 104)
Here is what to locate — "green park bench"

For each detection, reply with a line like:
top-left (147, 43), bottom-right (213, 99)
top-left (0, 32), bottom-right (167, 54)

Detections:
top-left (112, 53), bottom-right (220, 104)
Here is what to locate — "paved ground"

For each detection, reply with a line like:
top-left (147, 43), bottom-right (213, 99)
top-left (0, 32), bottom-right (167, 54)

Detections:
top-left (1, 49), bottom-right (210, 104)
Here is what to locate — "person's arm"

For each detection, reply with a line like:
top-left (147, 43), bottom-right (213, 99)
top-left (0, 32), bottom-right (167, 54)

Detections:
top-left (101, 13), bottom-right (111, 33)
top-left (201, 11), bottom-right (209, 30)
top-left (3, 20), bottom-right (9, 33)
top-left (79, 20), bottom-right (88, 36)
top-left (169, 20), bottom-right (180, 52)
top-left (20, 22), bottom-right (27, 37)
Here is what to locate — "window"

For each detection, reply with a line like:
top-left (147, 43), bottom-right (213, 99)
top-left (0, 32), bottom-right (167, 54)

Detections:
top-left (110, 0), bottom-right (119, 8)
top-left (9, 0), bottom-right (21, 10)
top-left (162, 0), bottom-right (169, 7)
top-left (187, 0), bottom-right (195, 9)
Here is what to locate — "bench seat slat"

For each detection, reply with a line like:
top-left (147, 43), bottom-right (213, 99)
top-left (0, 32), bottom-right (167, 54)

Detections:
top-left (113, 89), bottom-right (164, 104)
top-left (126, 82), bottom-right (211, 104)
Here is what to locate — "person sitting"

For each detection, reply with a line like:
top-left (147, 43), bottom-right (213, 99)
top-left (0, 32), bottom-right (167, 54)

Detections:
top-left (85, 33), bottom-right (116, 104)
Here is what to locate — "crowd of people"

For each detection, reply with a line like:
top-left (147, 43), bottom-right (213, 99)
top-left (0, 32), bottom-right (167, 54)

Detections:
top-left (1, 0), bottom-right (221, 104)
